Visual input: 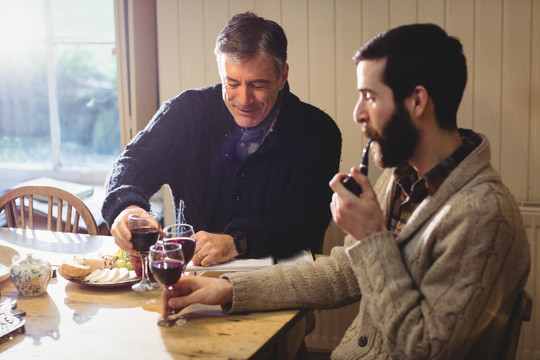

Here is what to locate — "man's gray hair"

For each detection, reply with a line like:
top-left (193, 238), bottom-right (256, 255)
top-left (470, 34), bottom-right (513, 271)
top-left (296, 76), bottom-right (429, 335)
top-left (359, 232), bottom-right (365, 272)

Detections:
top-left (215, 12), bottom-right (287, 77)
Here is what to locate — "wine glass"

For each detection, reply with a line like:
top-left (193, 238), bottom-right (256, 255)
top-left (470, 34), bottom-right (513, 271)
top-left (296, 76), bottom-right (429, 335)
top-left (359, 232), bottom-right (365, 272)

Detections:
top-left (149, 242), bottom-right (186, 327)
top-left (162, 224), bottom-right (196, 274)
top-left (129, 211), bottom-right (160, 291)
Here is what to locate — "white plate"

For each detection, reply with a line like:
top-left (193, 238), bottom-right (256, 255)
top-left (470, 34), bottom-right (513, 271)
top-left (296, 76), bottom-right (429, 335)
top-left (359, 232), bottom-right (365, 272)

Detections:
top-left (0, 264), bottom-right (9, 283)
top-left (66, 277), bottom-right (140, 288)
top-left (57, 266), bottom-right (139, 288)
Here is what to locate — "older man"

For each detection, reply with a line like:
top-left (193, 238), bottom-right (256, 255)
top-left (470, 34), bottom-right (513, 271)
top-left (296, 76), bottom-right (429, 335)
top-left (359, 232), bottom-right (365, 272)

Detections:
top-left (102, 12), bottom-right (341, 266)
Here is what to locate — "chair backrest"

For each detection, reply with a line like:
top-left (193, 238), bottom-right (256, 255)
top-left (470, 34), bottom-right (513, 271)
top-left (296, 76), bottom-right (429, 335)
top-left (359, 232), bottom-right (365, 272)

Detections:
top-left (0, 185), bottom-right (98, 235)
top-left (499, 289), bottom-right (533, 360)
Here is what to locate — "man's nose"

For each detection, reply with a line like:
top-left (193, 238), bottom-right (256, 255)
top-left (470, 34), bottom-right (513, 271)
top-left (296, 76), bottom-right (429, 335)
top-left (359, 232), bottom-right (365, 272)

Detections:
top-left (237, 85), bottom-right (254, 105)
top-left (353, 99), bottom-right (366, 123)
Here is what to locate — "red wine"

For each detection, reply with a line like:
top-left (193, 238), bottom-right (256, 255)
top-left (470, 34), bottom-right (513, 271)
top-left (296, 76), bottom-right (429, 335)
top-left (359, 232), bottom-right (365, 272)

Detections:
top-left (151, 259), bottom-right (184, 286)
top-left (166, 238), bottom-right (195, 264)
top-left (131, 226), bottom-right (159, 252)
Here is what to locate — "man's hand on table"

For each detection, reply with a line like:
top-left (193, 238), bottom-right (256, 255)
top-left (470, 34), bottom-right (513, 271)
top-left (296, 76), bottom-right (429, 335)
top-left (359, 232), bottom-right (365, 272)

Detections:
top-left (163, 275), bottom-right (233, 317)
top-left (192, 231), bottom-right (239, 267)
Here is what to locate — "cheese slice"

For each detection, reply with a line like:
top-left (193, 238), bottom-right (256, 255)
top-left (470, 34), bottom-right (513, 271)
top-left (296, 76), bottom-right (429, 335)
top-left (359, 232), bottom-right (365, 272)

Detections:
top-left (84, 269), bottom-right (105, 282)
top-left (84, 268), bottom-right (139, 283)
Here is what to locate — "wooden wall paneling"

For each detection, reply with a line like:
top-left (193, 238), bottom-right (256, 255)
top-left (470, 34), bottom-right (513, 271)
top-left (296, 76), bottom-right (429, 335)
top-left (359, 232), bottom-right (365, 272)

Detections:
top-left (335, 0), bottom-right (364, 172)
top-left (307, 0), bottom-right (337, 118)
top-left (361, 0), bottom-right (389, 43)
top-left (530, 0), bottom-right (540, 201)
top-left (501, 0), bottom-right (532, 201)
top-left (282, 0), bottom-right (310, 101)
top-left (156, 0), bottom-right (181, 103)
top-left (228, 0), bottom-right (255, 16)
top-left (203, 0), bottom-right (229, 86)
top-left (178, 0), bottom-right (205, 90)
top-left (417, 0), bottom-right (445, 25)
top-left (445, 0), bottom-right (474, 130)
top-left (253, 0), bottom-right (281, 20)
top-left (389, 0), bottom-right (417, 27)
top-left (473, 0), bottom-right (503, 171)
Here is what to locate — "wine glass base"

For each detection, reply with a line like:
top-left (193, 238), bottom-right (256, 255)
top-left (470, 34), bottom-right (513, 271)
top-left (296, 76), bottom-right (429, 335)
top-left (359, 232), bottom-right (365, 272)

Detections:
top-left (157, 315), bottom-right (187, 327)
top-left (132, 281), bottom-right (160, 292)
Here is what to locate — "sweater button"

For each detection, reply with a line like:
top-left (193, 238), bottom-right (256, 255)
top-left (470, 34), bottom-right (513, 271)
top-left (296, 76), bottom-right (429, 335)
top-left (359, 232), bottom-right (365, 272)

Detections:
top-left (239, 171), bottom-right (246, 179)
top-left (233, 194), bottom-right (241, 203)
top-left (358, 336), bottom-right (368, 347)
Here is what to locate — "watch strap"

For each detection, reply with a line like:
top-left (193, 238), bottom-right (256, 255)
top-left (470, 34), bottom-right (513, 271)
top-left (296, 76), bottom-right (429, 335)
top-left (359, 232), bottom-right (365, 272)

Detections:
top-left (229, 231), bottom-right (248, 256)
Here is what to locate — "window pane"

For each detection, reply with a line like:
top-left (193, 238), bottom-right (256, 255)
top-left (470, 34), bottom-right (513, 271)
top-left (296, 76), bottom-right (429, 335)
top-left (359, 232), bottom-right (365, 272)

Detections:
top-left (56, 43), bottom-right (119, 167)
top-left (0, 0), bottom-right (51, 165)
top-left (52, 0), bottom-right (116, 40)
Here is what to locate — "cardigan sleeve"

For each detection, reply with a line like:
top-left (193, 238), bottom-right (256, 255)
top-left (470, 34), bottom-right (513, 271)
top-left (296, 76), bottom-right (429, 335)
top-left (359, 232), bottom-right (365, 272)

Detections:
top-left (222, 235), bottom-right (361, 313)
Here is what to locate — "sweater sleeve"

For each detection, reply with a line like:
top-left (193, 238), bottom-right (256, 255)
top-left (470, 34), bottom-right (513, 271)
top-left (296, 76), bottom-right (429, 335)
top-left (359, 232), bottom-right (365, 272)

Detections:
top-left (101, 99), bottom-right (185, 227)
top-left (221, 235), bottom-right (361, 313)
top-left (346, 183), bottom-right (530, 359)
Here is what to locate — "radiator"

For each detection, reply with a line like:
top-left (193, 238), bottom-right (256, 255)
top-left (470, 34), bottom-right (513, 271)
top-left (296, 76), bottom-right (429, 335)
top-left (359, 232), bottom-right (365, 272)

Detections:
top-left (305, 206), bottom-right (540, 358)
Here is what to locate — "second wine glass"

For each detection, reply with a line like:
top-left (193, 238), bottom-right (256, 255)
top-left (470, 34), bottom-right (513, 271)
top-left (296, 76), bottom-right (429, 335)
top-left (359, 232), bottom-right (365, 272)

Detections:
top-left (162, 224), bottom-right (195, 274)
top-left (129, 211), bottom-right (160, 291)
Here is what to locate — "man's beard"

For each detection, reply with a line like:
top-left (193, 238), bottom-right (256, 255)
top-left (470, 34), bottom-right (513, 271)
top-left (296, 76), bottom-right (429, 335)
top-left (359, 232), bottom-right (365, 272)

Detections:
top-left (367, 102), bottom-right (419, 168)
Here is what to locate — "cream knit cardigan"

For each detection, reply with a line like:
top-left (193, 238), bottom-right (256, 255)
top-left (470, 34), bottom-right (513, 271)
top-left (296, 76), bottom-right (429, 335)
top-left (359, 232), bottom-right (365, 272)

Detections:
top-left (224, 133), bottom-right (530, 360)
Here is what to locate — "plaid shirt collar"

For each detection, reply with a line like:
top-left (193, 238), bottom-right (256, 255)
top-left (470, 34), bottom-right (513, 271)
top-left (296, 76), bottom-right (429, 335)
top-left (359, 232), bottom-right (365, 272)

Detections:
top-left (422, 129), bottom-right (482, 195)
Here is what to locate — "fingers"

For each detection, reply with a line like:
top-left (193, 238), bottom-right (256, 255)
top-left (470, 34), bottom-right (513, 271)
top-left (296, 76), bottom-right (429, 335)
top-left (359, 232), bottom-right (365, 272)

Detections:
top-left (166, 275), bottom-right (233, 311)
top-left (110, 206), bottom-right (145, 257)
top-left (192, 249), bottom-right (216, 267)
top-left (191, 232), bottom-right (237, 266)
top-left (329, 168), bottom-right (374, 199)
top-left (193, 250), bottom-right (205, 265)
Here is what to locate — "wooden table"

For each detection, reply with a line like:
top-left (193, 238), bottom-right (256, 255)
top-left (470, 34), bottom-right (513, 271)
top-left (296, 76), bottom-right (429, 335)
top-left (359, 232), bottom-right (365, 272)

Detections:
top-left (0, 228), bottom-right (310, 359)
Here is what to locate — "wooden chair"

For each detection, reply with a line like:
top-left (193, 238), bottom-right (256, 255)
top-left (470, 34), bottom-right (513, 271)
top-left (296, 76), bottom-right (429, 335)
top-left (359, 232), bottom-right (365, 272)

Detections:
top-left (499, 289), bottom-right (533, 360)
top-left (0, 185), bottom-right (98, 235)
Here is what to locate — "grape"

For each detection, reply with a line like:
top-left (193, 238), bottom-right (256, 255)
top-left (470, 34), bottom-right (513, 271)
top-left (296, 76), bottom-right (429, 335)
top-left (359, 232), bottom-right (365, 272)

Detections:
top-left (130, 256), bottom-right (142, 277)
top-left (115, 260), bottom-right (127, 268)
top-left (114, 249), bottom-right (132, 269)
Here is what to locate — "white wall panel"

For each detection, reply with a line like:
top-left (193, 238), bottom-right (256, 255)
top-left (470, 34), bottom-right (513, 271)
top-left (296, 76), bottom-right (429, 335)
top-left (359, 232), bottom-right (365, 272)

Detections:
top-left (474, 0), bottom-right (503, 170)
top-left (282, 0), bottom-right (309, 101)
top-left (446, 0), bottom-right (475, 130)
top-left (501, 0), bottom-right (532, 201)
top-left (531, 1), bottom-right (540, 201)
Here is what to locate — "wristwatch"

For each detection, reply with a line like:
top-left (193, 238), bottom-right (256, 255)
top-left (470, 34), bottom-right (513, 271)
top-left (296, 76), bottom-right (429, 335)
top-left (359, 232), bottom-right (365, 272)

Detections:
top-left (230, 231), bottom-right (248, 256)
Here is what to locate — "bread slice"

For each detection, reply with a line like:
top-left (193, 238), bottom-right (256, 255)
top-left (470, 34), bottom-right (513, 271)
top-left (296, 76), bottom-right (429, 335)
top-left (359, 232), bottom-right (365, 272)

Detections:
top-left (73, 255), bottom-right (105, 272)
top-left (58, 262), bottom-right (92, 279)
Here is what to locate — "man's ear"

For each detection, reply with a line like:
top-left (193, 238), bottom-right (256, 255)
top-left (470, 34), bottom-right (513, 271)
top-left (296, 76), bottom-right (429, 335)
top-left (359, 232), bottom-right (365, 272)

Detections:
top-left (279, 63), bottom-right (289, 90)
top-left (411, 85), bottom-right (429, 117)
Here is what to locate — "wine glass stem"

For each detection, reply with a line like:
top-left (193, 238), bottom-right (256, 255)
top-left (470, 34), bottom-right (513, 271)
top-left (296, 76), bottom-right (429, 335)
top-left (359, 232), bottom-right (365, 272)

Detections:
top-left (140, 252), bottom-right (150, 283)
top-left (166, 287), bottom-right (176, 318)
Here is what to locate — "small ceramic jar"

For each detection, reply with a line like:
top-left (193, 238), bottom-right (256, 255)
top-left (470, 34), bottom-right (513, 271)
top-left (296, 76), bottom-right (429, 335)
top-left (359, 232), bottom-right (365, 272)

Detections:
top-left (10, 253), bottom-right (52, 296)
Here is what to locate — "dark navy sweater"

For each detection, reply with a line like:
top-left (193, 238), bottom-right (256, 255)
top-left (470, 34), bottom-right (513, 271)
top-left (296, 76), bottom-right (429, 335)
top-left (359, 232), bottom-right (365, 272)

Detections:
top-left (102, 83), bottom-right (341, 258)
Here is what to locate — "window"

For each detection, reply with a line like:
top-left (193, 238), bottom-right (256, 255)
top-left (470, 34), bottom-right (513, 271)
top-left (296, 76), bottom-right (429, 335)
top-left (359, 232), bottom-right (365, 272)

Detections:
top-left (0, 0), bottom-right (120, 182)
